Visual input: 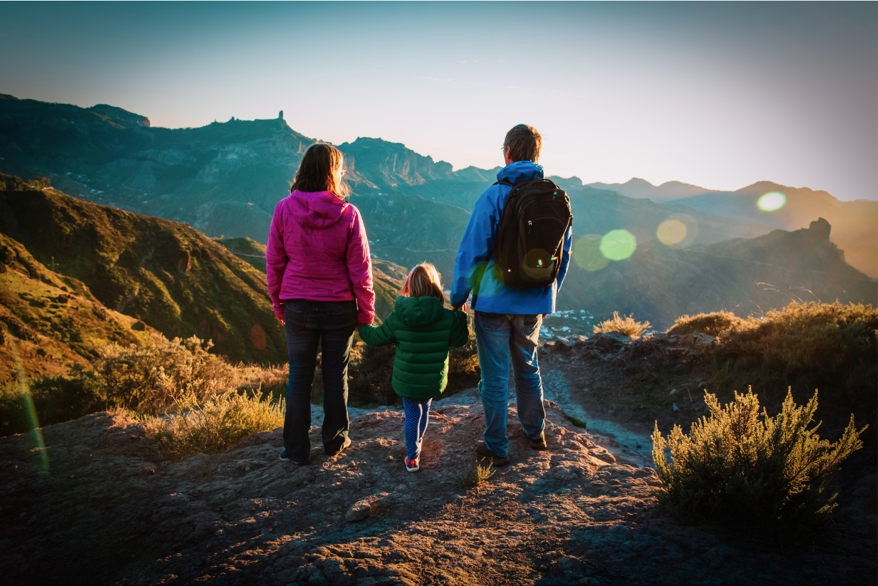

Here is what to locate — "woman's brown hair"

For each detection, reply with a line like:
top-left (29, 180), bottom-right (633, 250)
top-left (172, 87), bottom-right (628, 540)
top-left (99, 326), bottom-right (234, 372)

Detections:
top-left (291, 143), bottom-right (349, 198)
top-left (400, 262), bottom-right (445, 303)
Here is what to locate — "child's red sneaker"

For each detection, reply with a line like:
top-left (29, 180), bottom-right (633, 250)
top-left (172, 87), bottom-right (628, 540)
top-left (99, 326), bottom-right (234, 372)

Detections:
top-left (405, 456), bottom-right (420, 472)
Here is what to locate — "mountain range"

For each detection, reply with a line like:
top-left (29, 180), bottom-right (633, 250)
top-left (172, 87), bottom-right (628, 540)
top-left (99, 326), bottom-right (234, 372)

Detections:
top-left (588, 178), bottom-right (877, 277)
top-left (0, 94), bottom-right (875, 345)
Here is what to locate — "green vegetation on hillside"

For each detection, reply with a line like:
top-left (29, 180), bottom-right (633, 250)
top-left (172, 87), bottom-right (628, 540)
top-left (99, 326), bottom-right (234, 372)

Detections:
top-left (0, 233), bottom-right (150, 381)
top-left (0, 174), bottom-right (286, 364)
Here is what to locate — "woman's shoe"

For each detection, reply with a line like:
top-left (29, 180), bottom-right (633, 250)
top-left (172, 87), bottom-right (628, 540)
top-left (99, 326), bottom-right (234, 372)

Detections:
top-left (325, 436), bottom-right (352, 457)
top-left (405, 457), bottom-right (420, 472)
top-left (279, 448), bottom-right (309, 465)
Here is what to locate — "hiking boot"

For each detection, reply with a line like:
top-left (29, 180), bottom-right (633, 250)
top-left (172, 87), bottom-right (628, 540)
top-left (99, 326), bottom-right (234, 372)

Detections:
top-left (279, 448), bottom-right (309, 465)
top-left (475, 443), bottom-right (510, 467)
top-left (527, 432), bottom-right (547, 450)
top-left (405, 457), bottom-right (420, 472)
top-left (325, 436), bottom-right (352, 457)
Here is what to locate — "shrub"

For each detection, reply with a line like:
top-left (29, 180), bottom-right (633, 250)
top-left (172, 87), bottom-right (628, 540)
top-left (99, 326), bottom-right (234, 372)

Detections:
top-left (0, 368), bottom-right (105, 436)
top-left (667, 311), bottom-right (747, 337)
top-left (652, 388), bottom-right (866, 529)
top-left (141, 391), bottom-right (284, 460)
top-left (92, 333), bottom-right (234, 411)
top-left (593, 311), bottom-right (651, 339)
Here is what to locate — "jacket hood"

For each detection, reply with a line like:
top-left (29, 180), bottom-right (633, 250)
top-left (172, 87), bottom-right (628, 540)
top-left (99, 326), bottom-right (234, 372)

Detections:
top-left (395, 296), bottom-right (445, 327)
top-left (497, 160), bottom-right (544, 184)
top-left (289, 190), bottom-right (348, 229)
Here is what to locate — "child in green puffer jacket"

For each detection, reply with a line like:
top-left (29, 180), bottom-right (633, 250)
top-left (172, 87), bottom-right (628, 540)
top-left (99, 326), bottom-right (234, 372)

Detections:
top-left (359, 262), bottom-right (469, 472)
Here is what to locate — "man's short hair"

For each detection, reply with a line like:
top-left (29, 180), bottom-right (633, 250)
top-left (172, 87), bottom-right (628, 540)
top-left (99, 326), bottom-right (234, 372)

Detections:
top-left (503, 124), bottom-right (542, 163)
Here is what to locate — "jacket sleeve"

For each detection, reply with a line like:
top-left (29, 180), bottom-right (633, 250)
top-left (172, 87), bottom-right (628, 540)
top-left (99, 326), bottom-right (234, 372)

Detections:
top-left (346, 208), bottom-right (376, 325)
top-left (359, 314), bottom-right (397, 346)
top-left (555, 223), bottom-right (574, 293)
top-left (450, 185), bottom-right (503, 308)
top-left (448, 311), bottom-right (470, 349)
top-left (265, 200), bottom-right (288, 320)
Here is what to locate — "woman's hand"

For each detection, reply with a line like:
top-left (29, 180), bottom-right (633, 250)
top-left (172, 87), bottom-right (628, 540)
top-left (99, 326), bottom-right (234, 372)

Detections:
top-left (277, 314), bottom-right (285, 326)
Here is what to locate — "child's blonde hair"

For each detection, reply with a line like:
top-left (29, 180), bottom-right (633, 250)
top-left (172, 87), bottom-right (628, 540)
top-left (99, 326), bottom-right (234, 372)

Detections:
top-left (400, 262), bottom-right (445, 303)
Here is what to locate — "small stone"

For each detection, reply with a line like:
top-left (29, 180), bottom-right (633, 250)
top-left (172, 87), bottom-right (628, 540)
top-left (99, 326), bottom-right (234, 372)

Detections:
top-left (669, 388), bottom-right (679, 396)
top-left (345, 501), bottom-right (372, 522)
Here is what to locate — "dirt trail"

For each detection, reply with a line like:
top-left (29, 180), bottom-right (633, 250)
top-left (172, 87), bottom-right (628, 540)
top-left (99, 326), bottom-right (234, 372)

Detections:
top-left (1, 396), bottom-right (875, 585)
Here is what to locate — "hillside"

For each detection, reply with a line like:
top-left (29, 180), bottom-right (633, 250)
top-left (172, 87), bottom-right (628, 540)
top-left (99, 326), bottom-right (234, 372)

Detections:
top-left (0, 174), bottom-right (287, 366)
top-left (559, 218), bottom-right (877, 329)
top-left (666, 182), bottom-right (878, 278)
top-left (0, 233), bottom-right (151, 381)
top-left (587, 176), bottom-right (877, 278)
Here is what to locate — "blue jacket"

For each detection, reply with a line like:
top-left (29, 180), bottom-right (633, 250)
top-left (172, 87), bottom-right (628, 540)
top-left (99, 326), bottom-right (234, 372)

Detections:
top-left (450, 161), bottom-right (573, 315)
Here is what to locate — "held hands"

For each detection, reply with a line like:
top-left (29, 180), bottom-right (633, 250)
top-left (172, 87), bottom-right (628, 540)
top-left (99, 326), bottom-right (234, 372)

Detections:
top-left (453, 302), bottom-right (469, 312)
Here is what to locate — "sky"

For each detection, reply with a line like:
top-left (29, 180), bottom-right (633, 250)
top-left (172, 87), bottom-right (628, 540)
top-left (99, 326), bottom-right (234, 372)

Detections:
top-left (1, 2), bottom-right (875, 201)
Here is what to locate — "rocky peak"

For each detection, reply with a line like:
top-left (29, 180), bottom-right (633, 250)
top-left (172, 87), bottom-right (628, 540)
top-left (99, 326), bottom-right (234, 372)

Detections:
top-left (809, 217), bottom-right (832, 240)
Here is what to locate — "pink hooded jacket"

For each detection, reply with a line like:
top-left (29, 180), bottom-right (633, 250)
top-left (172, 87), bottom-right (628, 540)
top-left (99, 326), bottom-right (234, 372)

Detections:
top-left (266, 190), bottom-right (375, 325)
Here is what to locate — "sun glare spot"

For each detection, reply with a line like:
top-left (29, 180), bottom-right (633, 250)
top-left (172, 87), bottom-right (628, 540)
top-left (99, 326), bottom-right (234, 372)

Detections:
top-left (573, 235), bottom-right (609, 272)
top-left (657, 219), bottom-right (687, 246)
top-left (600, 230), bottom-right (637, 261)
top-left (757, 192), bottom-right (786, 212)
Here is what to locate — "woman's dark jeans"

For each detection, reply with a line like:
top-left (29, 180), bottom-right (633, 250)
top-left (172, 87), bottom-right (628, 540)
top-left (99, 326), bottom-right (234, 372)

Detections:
top-left (282, 299), bottom-right (358, 462)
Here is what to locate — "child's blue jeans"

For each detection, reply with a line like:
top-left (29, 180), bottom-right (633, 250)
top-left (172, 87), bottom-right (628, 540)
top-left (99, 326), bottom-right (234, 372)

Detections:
top-left (402, 397), bottom-right (432, 460)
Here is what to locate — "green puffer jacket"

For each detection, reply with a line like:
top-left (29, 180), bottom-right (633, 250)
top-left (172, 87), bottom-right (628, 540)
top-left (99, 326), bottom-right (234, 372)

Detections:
top-left (359, 296), bottom-right (469, 400)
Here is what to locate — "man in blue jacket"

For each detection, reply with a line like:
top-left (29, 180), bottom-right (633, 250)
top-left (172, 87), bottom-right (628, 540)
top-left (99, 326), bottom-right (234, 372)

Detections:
top-left (451, 124), bottom-right (573, 466)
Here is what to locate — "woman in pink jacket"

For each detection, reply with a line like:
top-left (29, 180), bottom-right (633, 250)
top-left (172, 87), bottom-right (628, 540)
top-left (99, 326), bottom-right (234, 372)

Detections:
top-left (266, 143), bottom-right (375, 464)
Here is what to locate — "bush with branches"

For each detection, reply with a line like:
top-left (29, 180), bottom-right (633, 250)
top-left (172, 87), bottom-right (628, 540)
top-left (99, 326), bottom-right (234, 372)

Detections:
top-left (92, 333), bottom-right (234, 411)
top-left (652, 388), bottom-right (866, 529)
top-left (593, 311), bottom-right (651, 339)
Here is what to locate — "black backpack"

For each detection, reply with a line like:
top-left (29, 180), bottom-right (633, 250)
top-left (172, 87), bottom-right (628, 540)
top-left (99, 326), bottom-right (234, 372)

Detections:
top-left (489, 178), bottom-right (573, 289)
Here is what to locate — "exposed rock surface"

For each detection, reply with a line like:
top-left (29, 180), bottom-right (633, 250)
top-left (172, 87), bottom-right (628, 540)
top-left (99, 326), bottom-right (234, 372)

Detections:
top-left (1, 395), bottom-right (875, 585)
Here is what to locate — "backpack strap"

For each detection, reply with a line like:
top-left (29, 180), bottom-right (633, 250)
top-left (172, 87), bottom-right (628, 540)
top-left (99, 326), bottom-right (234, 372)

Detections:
top-left (471, 179), bottom-right (515, 309)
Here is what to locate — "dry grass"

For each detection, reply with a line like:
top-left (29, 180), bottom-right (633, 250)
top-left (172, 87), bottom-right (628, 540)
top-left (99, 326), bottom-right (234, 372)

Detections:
top-left (461, 455), bottom-right (495, 487)
top-left (594, 311), bottom-right (651, 339)
top-left (667, 311), bottom-right (746, 337)
top-left (138, 391), bottom-right (284, 461)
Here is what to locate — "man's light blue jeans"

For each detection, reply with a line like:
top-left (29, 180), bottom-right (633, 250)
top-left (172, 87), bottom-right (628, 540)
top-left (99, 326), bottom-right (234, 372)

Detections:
top-left (474, 312), bottom-right (546, 457)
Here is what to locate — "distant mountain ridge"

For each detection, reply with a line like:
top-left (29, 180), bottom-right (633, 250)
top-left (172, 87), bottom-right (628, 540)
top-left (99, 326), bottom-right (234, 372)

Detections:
top-left (0, 94), bottom-right (874, 313)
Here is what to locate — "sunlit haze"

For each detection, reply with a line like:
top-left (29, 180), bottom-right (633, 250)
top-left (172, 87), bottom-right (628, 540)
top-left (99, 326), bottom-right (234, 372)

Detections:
top-left (1, 2), bottom-right (875, 200)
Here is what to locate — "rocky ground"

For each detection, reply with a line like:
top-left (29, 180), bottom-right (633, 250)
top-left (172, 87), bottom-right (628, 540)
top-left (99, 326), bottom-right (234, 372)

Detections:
top-left (1, 370), bottom-right (876, 585)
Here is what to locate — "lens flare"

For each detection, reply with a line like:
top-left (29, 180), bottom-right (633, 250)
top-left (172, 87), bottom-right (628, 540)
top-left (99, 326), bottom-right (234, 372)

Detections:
top-left (657, 219), bottom-right (687, 246)
top-left (573, 235), bottom-right (609, 272)
top-left (11, 343), bottom-right (48, 473)
top-left (600, 230), bottom-right (637, 261)
top-left (757, 192), bottom-right (786, 212)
